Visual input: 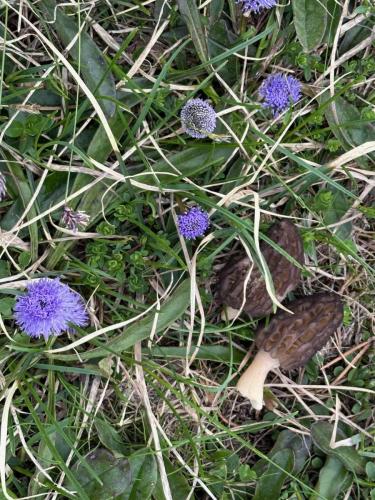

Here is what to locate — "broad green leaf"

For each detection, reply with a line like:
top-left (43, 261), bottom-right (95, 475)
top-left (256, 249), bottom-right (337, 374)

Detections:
top-left (320, 94), bottom-right (375, 155)
top-left (311, 456), bottom-right (351, 500)
top-left (145, 344), bottom-right (244, 363)
top-left (323, 0), bottom-right (342, 46)
top-left (253, 449), bottom-right (294, 500)
top-left (40, 0), bottom-right (116, 117)
top-left (311, 422), bottom-right (366, 475)
top-left (339, 19), bottom-right (373, 54)
top-left (95, 418), bottom-right (128, 457)
top-left (136, 144), bottom-right (237, 187)
top-left (366, 462), bottom-right (375, 481)
top-left (208, 20), bottom-right (239, 86)
top-left (253, 429), bottom-right (311, 476)
top-left (293, 0), bottom-right (328, 52)
top-left (29, 421), bottom-right (73, 496)
top-left (177, 0), bottom-right (208, 63)
top-left (314, 188), bottom-right (353, 240)
top-left (52, 278), bottom-right (190, 361)
top-left (2, 152), bottom-right (39, 260)
top-left (120, 451), bottom-right (157, 500)
top-left (64, 449), bottom-right (132, 499)
top-left (87, 109), bottom-right (128, 163)
top-left (209, 0), bottom-right (225, 25)
top-left (153, 456), bottom-right (191, 500)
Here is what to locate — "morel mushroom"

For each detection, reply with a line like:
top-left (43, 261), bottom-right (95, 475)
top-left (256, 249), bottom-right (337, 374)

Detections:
top-left (217, 220), bottom-right (303, 319)
top-left (236, 293), bottom-right (343, 410)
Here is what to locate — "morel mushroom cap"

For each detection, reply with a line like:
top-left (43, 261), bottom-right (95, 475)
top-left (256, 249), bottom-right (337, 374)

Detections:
top-left (217, 220), bottom-right (303, 319)
top-left (236, 293), bottom-right (343, 410)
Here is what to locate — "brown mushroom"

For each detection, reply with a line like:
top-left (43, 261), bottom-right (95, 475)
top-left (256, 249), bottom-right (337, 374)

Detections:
top-left (217, 220), bottom-right (303, 319)
top-left (236, 293), bottom-right (343, 410)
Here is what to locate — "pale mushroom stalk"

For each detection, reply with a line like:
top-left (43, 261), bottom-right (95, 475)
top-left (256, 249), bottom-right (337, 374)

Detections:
top-left (236, 350), bottom-right (280, 410)
top-left (221, 306), bottom-right (240, 321)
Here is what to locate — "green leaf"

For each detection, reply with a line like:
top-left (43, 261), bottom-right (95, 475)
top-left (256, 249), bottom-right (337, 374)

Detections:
top-left (52, 279), bottom-right (191, 361)
top-left (208, 20), bottom-right (239, 85)
top-left (320, 94), bottom-right (375, 155)
top-left (153, 456), bottom-right (191, 500)
top-left (209, 0), bottom-right (225, 25)
top-left (311, 456), bottom-right (351, 500)
top-left (366, 462), bottom-right (375, 481)
top-left (95, 418), bottom-right (128, 457)
top-left (339, 19), bottom-right (373, 54)
top-left (120, 451), bottom-right (157, 500)
top-left (253, 449), bottom-right (294, 500)
top-left (64, 449), bottom-right (132, 499)
top-left (311, 422), bottom-right (366, 475)
top-left (253, 429), bottom-right (311, 476)
top-left (293, 0), bottom-right (328, 52)
top-left (136, 144), bottom-right (237, 187)
top-left (238, 464), bottom-right (257, 482)
top-left (87, 110), bottom-right (127, 163)
top-left (145, 344), bottom-right (244, 364)
top-left (3, 152), bottom-right (39, 260)
top-left (4, 120), bottom-right (24, 138)
top-left (323, 0), bottom-right (342, 46)
top-left (314, 188), bottom-right (353, 240)
top-left (0, 297), bottom-right (15, 317)
top-left (40, 0), bottom-right (116, 117)
top-left (177, 0), bottom-right (209, 63)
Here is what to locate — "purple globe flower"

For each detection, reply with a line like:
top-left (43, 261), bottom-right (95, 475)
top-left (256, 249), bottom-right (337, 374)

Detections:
top-left (259, 73), bottom-right (302, 116)
top-left (180, 98), bottom-right (216, 139)
top-left (237, 0), bottom-right (277, 13)
top-left (14, 278), bottom-right (89, 340)
top-left (177, 206), bottom-right (210, 240)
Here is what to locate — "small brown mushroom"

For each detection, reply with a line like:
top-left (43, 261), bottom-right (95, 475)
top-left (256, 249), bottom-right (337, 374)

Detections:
top-left (217, 220), bottom-right (303, 319)
top-left (236, 293), bottom-right (343, 410)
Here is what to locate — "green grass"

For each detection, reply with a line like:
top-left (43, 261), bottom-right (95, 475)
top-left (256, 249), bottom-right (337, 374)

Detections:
top-left (0, 0), bottom-right (374, 499)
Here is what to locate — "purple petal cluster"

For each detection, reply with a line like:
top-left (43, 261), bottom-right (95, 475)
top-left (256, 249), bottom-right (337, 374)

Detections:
top-left (237, 0), bottom-right (277, 13)
top-left (259, 73), bottom-right (302, 115)
top-left (177, 206), bottom-right (210, 240)
top-left (14, 278), bottom-right (89, 340)
top-left (61, 206), bottom-right (90, 232)
top-left (180, 98), bottom-right (217, 139)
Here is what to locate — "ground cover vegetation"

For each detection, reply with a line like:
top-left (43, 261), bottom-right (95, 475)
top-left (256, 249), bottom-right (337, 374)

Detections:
top-left (0, 0), bottom-right (374, 499)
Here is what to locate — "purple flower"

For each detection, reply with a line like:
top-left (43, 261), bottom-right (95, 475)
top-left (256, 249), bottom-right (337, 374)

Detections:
top-left (259, 73), bottom-right (302, 115)
top-left (180, 98), bottom-right (216, 139)
top-left (237, 0), bottom-right (277, 13)
top-left (61, 206), bottom-right (90, 232)
top-left (14, 278), bottom-right (89, 340)
top-left (177, 206), bottom-right (210, 240)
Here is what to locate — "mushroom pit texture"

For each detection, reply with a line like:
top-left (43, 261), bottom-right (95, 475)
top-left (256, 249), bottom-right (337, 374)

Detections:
top-left (216, 220), bottom-right (303, 319)
top-left (236, 293), bottom-right (344, 410)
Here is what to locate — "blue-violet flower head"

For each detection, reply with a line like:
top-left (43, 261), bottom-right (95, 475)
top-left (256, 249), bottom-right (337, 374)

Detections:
top-left (259, 73), bottom-right (301, 115)
top-left (177, 206), bottom-right (210, 240)
top-left (237, 0), bottom-right (277, 13)
top-left (180, 98), bottom-right (217, 139)
top-left (14, 278), bottom-right (89, 340)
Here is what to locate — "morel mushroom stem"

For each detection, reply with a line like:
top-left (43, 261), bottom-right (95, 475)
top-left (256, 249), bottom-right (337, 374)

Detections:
top-left (236, 350), bottom-right (280, 410)
top-left (221, 306), bottom-right (240, 321)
